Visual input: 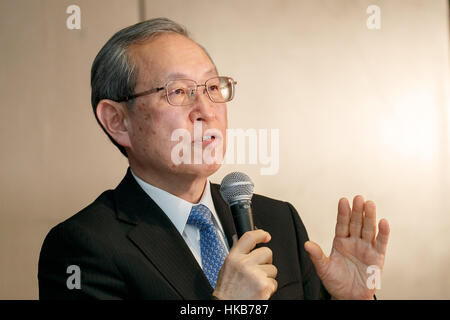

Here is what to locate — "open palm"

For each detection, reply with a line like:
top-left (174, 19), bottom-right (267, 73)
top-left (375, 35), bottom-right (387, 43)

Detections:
top-left (305, 196), bottom-right (390, 300)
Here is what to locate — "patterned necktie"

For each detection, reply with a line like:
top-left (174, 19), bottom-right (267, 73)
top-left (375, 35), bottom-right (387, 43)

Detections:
top-left (187, 204), bottom-right (227, 288)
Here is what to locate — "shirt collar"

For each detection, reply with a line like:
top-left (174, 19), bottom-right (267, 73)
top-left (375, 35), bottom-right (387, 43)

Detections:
top-left (130, 169), bottom-right (219, 235)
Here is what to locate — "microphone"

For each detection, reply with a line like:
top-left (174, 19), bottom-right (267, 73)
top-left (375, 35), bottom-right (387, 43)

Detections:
top-left (220, 172), bottom-right (255, 238)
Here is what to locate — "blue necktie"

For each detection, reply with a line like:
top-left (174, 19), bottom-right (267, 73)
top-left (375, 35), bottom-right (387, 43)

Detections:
top-left (187, 204), bottom-right (227, 288)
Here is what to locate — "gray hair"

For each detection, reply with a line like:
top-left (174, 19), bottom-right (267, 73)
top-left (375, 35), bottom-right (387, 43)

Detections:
top-left (91, 18), bottom-right (190, 157)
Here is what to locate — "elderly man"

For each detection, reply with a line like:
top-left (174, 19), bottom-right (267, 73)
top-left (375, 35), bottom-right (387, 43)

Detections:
top-left (38, 18), bottom-right (390, 300)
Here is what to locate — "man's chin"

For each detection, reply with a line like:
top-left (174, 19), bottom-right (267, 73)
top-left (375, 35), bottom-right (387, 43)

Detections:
top-left (174, 162), bottom-right (222, 178)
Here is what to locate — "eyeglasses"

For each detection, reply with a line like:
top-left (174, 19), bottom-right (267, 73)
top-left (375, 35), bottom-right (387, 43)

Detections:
top-left (118, 76), bottom-right (237, 106)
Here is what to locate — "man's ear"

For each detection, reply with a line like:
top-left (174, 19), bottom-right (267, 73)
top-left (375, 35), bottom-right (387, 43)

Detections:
top-left (96, 99), bottom-right (132, 149)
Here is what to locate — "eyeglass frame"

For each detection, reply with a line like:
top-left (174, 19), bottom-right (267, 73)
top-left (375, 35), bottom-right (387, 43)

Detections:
top-left (117, 76), bottom-right (237, 106)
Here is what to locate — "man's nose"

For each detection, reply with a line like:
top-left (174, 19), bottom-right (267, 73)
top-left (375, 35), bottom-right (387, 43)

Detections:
top-left (189, 86), bottom-right (215, 122)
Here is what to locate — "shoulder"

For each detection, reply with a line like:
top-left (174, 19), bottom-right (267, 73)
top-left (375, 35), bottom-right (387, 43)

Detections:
top-left (210, 183), bottom-right (301, 227)
top-left (251, 193), bottom-right (303, 231)
top-left (252, 193), bottom-right (296, 213)
top-left (38, 189), bottom-right (128, 299)
top-left (56, 190), bottom-right (116, 231)
top-left (40, 189), bottom-right (120, 254)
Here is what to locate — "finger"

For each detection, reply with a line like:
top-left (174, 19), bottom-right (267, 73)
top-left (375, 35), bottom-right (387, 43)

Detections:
top-left (362, 200), bottom-right (377, 244)
top-left (248, 246), bottom-right (273, 265)
top-left (261, 277), bottom-right (278, 300)
top-left (375, 219), bottom-right (390, 255)
top-left (335, 198), bottom-right (351, 238)
top-left (232, 229), bottom-right (271, 254)
top-left (258, 264), bottom-right (278, 279)
top-left (349, 195), bottom-right (365, 238)
top-left (304, 241), bottom-right (329, 278)
top-left (267, 278), bottom-right (278, 297)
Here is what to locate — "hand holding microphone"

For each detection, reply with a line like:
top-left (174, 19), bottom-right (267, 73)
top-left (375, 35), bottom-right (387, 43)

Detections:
top-left (212, 172), bottom-right (278, 300)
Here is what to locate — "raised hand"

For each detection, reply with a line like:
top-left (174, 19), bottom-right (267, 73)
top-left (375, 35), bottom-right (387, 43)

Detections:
top-left (304, 195), bottom-right (390, 300)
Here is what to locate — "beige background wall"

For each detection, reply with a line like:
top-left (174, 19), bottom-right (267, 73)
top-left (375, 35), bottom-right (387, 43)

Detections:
top-left (0, 0), bottom-right (449, 299)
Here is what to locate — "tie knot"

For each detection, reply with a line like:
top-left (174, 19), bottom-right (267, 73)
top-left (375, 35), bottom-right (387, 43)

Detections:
top-left (187, 204), bottom-right (214, 230)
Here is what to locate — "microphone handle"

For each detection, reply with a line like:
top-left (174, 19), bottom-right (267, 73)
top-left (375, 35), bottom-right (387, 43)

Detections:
top-left (230, 200), bottom-right (255, 238)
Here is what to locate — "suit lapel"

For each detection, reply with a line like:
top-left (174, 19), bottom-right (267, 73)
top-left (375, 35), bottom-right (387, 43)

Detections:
top-left (113, 169), bottom-right (213, 299)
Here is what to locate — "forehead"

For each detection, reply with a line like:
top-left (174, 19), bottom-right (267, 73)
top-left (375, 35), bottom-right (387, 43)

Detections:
top-left (129, 33), bottom-right (217, 86)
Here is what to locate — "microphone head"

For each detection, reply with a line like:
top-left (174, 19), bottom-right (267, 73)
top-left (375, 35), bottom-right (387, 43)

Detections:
top-left (220, 172), bottom-right (254, 205)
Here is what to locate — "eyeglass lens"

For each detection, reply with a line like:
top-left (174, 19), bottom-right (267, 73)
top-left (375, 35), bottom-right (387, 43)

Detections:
top-left (166, 77), bottom-right (234, 106)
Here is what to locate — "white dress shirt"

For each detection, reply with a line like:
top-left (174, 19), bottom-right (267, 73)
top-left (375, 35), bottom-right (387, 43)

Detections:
top-left (131, 170), bottom-right (230, 268)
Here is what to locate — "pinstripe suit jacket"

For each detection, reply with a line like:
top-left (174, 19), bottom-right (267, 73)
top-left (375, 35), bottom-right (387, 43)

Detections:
top-left (38, 168), bottom-right (330, 300)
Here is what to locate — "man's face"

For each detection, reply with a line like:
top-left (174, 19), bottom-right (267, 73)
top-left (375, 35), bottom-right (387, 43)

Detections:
top-left (124, 33), bottom-right (228, 179)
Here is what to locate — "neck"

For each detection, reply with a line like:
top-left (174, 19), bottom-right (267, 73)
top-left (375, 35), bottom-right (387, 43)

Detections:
top-left (129, 163), bottom-right (208, 204)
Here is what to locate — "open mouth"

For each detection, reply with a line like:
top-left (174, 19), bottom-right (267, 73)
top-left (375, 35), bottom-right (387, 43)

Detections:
top-left (202, 135), bottom-right (215, 142)
top-left (191, 128), bottom-right (222, 145)
top-left (192, 134), bottom-right (219, 144)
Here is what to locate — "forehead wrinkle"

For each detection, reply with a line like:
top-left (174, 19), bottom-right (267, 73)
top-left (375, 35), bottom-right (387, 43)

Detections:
top-left (129, 35), bottom-right (218, 89)
top-left (161, 67), bottom-right (218, 83)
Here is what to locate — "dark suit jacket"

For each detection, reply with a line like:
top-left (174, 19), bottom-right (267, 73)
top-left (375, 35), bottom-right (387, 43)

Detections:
top-left (38, 169), bottom-right (330, 300)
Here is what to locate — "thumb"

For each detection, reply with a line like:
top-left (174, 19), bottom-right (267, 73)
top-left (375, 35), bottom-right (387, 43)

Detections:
top-left (304, 241), bottom-right (329, 278)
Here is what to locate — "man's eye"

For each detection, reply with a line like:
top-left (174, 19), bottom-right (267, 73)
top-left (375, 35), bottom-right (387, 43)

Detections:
top-left (208, 85), bottom-right (219, 91)
top-left (171, 88), bottom-right (186, 95)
